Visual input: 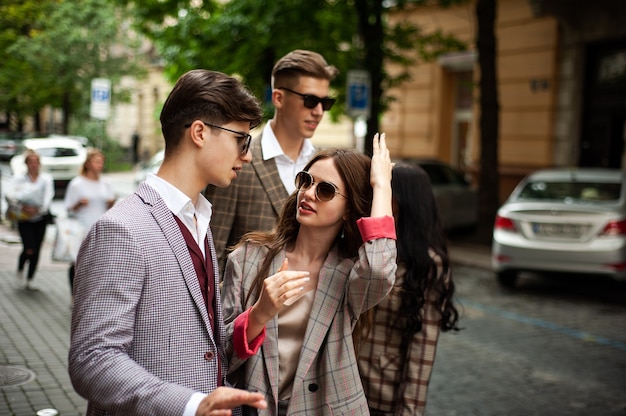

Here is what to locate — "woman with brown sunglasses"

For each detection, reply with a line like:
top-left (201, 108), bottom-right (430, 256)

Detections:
top-left (222, 133), bottom-right (397, 416)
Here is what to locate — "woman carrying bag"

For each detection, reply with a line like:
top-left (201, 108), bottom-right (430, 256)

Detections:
top-left (7, 149), bottom-right (55, 290)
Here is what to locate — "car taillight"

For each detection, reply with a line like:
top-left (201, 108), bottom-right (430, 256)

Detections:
top-left (494, 215), bottom-right (516, 232)
top-left (599, 219), bottom-right (626, 236)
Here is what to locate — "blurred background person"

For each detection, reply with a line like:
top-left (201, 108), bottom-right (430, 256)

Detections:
top-left (356, 162), bottom-right (461, 416)
top-left (205, 49), bottom-right (339, 273)
top-left (8, 149), bottom-right (55, 290)
top-left (64, 148), bottom-right (116, 295)
top-left (131, 130), bottom-right (141, 164)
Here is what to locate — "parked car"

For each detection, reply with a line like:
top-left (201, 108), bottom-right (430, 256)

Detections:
top-left (0, 132), bottom-right (31, 161)
top-left (134, 149), bottom-right (164, 186)
top-left (398, 159), bottom-right (478, 231)
top-left (492, 168), bottom-right (626, 287)
top-left (10, 137), bottom-right (88, 192)
top-left (48, 134), bottom-right (89, 147)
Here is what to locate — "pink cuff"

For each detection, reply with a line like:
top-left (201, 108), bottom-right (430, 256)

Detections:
top-left (356, 215), bottom-right (397, 241)
top-left (233, 308), bottom-right (266, 359)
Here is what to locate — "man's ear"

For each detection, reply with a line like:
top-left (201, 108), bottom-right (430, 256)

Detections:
top-left (188, 120), bottom-right (205, 148)
top-left (272, 89), bottom-right (285, 110)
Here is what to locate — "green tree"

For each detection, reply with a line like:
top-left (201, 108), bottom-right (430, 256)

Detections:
top-left (0, 0), bottom-right (49, 131)
top-left (0, 0), bottom-right (145, 134)
top-left (115, 0), bottom-right (465, 155)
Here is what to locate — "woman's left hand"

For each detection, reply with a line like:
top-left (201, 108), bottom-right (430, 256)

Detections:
top-left (370, 133), bottom-right (392, 188)
top-left (369, 133), bottom-right (393, 217)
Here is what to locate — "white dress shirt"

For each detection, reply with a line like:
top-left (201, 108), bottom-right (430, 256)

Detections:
top-left (260, 121), bottom-right (316, 194)
top-left (146, 173), bottom-right (212, 257)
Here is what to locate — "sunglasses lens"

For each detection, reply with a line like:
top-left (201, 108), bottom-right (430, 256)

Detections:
top-left (316, 183), bottom-right (337, 201)
top-left (239, 136), bottom-right (251, 154)
top-left (302, 96), bottom-right (319, 109)
top-left (321, 98), bottom-right (335, 111)
top-left (295, 171), bottom-right (312, 189)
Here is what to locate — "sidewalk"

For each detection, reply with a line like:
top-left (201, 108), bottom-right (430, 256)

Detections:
top-left (0, 218), bottom-right (492, 415)
top-left (0, 220), bottom-right (85, 416)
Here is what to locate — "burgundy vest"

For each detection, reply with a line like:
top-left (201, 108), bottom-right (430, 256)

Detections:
top-left (173, 215), bottom-right (222, 385)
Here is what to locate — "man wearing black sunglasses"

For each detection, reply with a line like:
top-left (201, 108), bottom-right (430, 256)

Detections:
top-left (205, 49), bottom-right (339, 272)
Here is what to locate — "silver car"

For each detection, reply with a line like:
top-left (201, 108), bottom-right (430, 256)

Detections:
top-left (492, 168), bottom-right (626, 287)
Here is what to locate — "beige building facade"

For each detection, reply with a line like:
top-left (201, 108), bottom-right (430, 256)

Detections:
top-left (108, 65), bottom-right (172, 162)
top-left (384, 0), bottom-right (626, 202)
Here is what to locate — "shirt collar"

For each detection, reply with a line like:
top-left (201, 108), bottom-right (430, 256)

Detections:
top-left (261, 121), bottom-right (315, 162)
top-left (145, 173), bottom-right (212, 246)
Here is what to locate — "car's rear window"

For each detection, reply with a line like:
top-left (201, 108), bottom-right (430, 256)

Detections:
top-left (36, 147), bottom-right (79, 157)
top-left (517, 181), bottom-right (622, 202)
top-left (420, 164), bottom-right (468, 186)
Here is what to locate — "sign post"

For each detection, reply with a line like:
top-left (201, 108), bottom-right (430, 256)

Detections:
top-left (90, 78), bottom-right (111, 120)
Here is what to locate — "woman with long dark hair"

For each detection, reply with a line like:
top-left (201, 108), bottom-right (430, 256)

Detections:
top-left (222, 134), bottom-right (397, 415)
top-left (356, 162), bottom-right (460, 416)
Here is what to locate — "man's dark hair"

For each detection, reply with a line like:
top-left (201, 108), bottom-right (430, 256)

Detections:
top-left (160, 69), bottom-right (263, 152)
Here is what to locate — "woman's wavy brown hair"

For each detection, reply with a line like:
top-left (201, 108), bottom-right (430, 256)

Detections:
top-left (239, 148), bottom-right (372, 306)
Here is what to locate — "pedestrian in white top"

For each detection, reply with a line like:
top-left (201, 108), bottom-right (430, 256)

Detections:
top-left (8, 149), bottom-right (55, 289)
top-left (64, 148), bottom-right (116, 294)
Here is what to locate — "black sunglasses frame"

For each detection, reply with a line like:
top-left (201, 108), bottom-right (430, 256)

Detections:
top-left (295, 171), bottom-right (347, 202)
top-left (278, 87), bottom-right (336, 111)
top-left (184, 121), bottom-right (252, 155)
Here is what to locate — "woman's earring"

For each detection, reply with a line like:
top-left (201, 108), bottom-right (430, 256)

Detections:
top-left (341, 225), bottom-right (345, 239)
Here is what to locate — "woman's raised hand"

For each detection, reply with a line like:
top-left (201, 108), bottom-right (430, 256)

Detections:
top-left (369, 133), bottom-right (393, 217)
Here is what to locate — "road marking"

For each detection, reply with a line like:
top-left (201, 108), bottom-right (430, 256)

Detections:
top-left (460, 298), bottom-right (626, 352)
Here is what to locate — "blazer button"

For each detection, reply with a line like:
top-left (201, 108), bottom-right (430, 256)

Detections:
top-left (308, 383), bottom-right (318, 392)
top-left (204, 351), bottom-right (215, 361)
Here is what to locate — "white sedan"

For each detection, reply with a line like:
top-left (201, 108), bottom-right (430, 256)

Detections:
top-left (11, 137), bottom-right (88, 191)
top-left (492, 168), bottom-right (626, 287)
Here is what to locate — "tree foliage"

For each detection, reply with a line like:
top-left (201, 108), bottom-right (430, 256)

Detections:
top-left (115, 0), bottom-right (466, 154)
top-left (0, 0), bottom-right (146, 134)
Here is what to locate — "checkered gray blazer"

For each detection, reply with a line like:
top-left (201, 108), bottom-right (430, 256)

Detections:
top-left (69, 183), bottom-right (228, 415)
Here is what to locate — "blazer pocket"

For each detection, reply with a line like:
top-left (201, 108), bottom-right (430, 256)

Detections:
top-left (325, 391), bottom-right (367, 415)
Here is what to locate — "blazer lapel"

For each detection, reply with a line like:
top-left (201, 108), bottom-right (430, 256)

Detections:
top-left (294, 248), bottom-right (345, 383)
top-left (261, 253), bottom-right (286, 402)
top-left (136, 183), bottom-right (215, 344)
top-left (249, 136), bottom-right (289, 216)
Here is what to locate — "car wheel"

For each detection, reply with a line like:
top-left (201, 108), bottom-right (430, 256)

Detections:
top-left (496, 270), bottom-right (518, 288)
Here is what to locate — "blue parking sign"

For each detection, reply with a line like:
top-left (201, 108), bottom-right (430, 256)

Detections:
top-left (92, 88), bottom-right (110, 102)
top-left (347, 70), bottom-right (370, 118)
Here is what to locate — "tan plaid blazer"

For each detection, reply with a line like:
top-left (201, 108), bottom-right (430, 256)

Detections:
top-left (205, 135), bottom-right (290, 272)
top-left (357, 256), bottom-right (447, 416)
top-left (222, 234), bottom-right (398, 416)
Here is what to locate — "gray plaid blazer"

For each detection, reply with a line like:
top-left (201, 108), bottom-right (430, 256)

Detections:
top-left (222, 236), bottom-right (397, 416)
top-left (69, 183), bottom-right (228, 415)
top-left (204, 134), bottom-right (291, 272)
